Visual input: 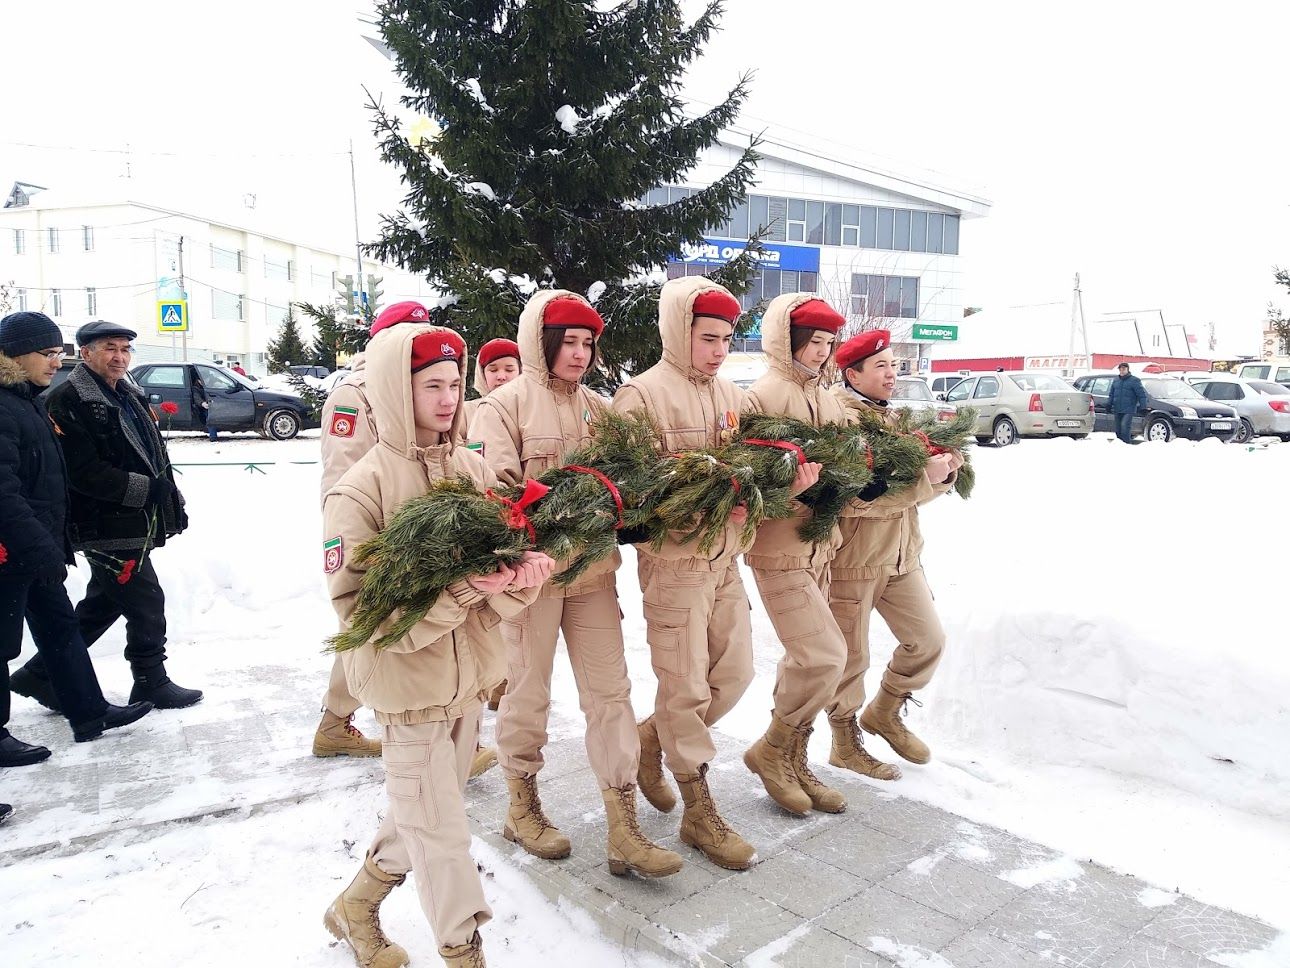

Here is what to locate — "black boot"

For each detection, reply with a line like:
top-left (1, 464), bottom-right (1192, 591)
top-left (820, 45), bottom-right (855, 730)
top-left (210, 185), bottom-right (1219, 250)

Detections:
top-left (72, 701), bottom-right (153, 742)
top-left (0, 732), bottom-right (53, 767)
top-left (9, 665), bottom-right (62, 714)
top-left (129, 668), bottom-right (203, 709)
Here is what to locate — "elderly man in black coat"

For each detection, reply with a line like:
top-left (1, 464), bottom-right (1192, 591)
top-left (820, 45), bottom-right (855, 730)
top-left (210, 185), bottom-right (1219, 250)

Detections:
top-left (10, 321), bottom-right (202, 711)
top-left (0, 311), bottom-right (153, 768)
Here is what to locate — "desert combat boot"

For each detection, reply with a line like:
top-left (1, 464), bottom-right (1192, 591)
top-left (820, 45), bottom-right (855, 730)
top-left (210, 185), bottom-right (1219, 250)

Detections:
top-left (636, 716), bottom-right (677, 812)
top-left (675, 765), bottom-right (757, 871)
top-left (439, 931), bottom-right (487, 968)
top-left (790, 723), bottom-right (846, 813)
top-left (602, 785), bottom-right (684, 877)
top-left (860, 688), bottom-right (931, 764)
top-left (323, 855), bottom-right (409, 968)
top-left (743, 712), bottom-right (812, 815)
top-left (313, 710), bottom-right (382, 758)
top-left (503, 775), bottom-right (572, 859)
top-left (469, 745), bottom-right (498, 779)
top-left (828, 714), bottom-right (901, 780)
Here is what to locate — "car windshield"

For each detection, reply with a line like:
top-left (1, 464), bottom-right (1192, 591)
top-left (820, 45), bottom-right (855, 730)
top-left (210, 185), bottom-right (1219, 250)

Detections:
top-left (892, 380), bottom-right (934, 401)
top-left (1010, 374), bottom-right (1070, 392)
top-left (1250, 381), bottom-right (1288, 396)
top-left (1143, 377), bottom-right (1205, 401)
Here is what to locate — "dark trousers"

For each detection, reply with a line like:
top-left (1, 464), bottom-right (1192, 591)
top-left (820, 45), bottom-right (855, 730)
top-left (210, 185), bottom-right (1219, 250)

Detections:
top-left (22, 555), bottom-right (168, 683)
top-left (1114, 412), bottom-right (1135, 443)
top-left (1, 578), bottom-right (108, 732)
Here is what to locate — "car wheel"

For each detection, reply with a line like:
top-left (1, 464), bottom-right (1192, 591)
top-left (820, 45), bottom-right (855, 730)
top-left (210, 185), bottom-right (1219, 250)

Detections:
top-left (1146, 417), bottom-right (1174, 443)
top-left (1233, 418), bottom-right (1255, 444)
top-left (1072, 434), bottom-right (1089, 440)
top-left (264, 409), bottom-right (301, 441)
top-left (991, 416), bottom-right (1017, 447)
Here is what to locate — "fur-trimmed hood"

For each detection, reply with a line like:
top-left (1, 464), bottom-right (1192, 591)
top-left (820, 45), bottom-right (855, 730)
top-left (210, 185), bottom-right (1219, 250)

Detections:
top-left (0, 352), bottom-right (30, 389)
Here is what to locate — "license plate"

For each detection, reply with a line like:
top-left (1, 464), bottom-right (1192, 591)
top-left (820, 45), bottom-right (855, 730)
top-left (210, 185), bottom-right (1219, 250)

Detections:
top-left (1209, 421), bottom-right (1232, 430)
top-left (1057, 419), bottom-right (1081, 428)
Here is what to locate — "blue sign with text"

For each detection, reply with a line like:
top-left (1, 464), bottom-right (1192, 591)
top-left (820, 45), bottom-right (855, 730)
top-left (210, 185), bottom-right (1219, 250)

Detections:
top-left (672, 237), bottom-right (820, 273)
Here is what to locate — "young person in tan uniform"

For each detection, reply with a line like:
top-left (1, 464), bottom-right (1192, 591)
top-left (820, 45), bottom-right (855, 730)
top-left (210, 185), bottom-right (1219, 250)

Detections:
top-left (468, 291), bottom-right (681, 878)
top-left (610, 276), bottom-right (761, 871)
top-left (741, 295), bottom-right (853, 817)
top-left (461, 337), bottom-right (521, 712)
top-left (322, 323), bottom-right (555, 968)
top-left (826, 330), bottom-right (961, 773)
top-left (314, 300), bottom-right (431, 759)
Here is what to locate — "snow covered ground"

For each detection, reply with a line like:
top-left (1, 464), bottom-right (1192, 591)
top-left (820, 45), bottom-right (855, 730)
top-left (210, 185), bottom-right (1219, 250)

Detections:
top-left (2, 428), bottom-right (1287, 965)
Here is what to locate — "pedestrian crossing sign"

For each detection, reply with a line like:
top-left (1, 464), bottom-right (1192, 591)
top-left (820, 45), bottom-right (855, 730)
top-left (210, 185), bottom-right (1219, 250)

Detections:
top-left (157, 300), bottom-right (189, 333)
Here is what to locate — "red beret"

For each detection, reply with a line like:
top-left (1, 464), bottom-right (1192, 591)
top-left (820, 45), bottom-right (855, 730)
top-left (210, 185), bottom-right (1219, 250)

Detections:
top-left (477, 338), bottom-right (520, 369)
top-left (410, 330), bottom-right (466, 373)
top-left (692, 289), bottom-right (742, 324)
top-left (543, 297), bottom-right (604, 337)
top-left (370, 301), bottom-right (430, 336)
top-left (836, 329), bottom-right (892, 371)
top-left (789, 298), bottom-right (845, 334)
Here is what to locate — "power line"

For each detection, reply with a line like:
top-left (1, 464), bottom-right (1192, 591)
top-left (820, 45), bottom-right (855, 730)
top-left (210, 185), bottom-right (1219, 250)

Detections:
top-left (1, 140), bottom-right (351, 160)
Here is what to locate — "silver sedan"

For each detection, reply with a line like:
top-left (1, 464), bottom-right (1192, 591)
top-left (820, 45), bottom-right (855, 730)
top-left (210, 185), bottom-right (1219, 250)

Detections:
top-left (1185, 375), bottom-right (1290, 442)
top-left (943, 372), bottom-right (1094, 445)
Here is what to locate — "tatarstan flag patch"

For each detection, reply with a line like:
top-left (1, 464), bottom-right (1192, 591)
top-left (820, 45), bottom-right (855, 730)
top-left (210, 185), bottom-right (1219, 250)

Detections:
top-left (329, 406), bottom-right (359, 438)
top-left (323, 537), bottom-right (344, 574)
top-left (465, 440), bottom-right (485, 457)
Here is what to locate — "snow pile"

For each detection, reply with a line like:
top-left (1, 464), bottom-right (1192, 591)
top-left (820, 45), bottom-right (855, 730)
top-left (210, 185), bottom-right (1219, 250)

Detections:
top-left (464, 181), bottom-right (496, 201)
top-left (555, 104), bottom-right (582, 135)
top-left (586, 280), bottom-right (606, 304)
top-left (462, 77), bottom-right (493, 113)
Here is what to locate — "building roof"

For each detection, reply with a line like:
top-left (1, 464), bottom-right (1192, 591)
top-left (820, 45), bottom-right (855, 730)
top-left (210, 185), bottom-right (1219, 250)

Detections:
top-left (715, 124), bottom-right (992, 219)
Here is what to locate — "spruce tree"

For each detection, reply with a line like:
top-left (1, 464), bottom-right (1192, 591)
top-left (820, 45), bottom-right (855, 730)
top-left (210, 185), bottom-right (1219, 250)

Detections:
top-left (296, 301), bottom-right (371, 371)
top-left (368, 0), bottom-right (762, 387)
top-left (265, 307), bottom-right (309, 374)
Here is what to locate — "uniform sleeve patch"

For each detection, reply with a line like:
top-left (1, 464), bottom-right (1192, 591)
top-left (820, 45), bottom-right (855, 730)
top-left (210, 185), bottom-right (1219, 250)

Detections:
top-left (329, 406), bottom-right (359, 438)
top-left (323, 536), bottom-right (344, 574)
top-left (465, 440), bottom-right (485, 457)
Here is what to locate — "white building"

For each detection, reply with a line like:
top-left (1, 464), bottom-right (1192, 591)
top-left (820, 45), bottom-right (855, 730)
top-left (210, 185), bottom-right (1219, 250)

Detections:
top-left (0, 183), bottom-right (433, 375)
top-left (659, 128), bottom-right (991, 371)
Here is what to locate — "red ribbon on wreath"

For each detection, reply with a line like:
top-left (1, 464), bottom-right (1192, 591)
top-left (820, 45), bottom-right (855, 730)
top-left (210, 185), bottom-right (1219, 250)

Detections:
top-left (910, 430), bottom-right (946, 456)
top-left (486, 478), bottom-right (550, 543)
top-left (564, 465), bottom-right (624, 529)
top-left (742, 438), bottom-right (807, 465)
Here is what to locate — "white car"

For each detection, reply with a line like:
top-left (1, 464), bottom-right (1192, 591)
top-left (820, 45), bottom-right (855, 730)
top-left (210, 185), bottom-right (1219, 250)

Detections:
top-left (890, 376), bottom-right (942, 418)
top-left (1184, 374), bottom-right (1290, 442)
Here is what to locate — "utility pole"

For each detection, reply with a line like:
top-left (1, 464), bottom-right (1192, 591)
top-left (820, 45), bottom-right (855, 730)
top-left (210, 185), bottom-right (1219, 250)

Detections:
top-left (1067, 273), bottom-right (1080, 376)
top-left (349, 140), bottom-right (365, 320)
top-left (178, 236), bottom-right (188, 361)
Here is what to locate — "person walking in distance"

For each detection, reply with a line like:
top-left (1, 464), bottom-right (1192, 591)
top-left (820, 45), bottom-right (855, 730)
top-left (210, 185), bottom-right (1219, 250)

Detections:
top-left (742, 295), bottom-right (850, 817)
top-left (470, 291), bottom-right (682, 878)
top-left (12, 321), bottom-right (202, 711)
top-left (1108, 362), bottom-right (1148, 444)
top-left (322, 322), bottom-right (554, 968)
top-left (610, 276), bottom-right (758, 871)
top-left (826, 330), bottom-right (962, 773)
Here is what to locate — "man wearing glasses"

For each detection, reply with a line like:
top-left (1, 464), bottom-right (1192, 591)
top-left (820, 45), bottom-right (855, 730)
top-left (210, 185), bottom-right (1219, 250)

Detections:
top-left (11, 321), bottom-right (203, 712)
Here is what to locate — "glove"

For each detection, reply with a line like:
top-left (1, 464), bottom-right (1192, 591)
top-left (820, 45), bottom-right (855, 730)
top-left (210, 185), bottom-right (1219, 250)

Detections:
top-left (147, 477), bottom-right (176, 505)
top-left (857, 480), bottom-right (890, 502)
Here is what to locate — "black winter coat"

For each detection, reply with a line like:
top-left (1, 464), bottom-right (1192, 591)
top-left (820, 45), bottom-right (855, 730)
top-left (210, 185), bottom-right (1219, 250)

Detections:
top-left (45, 364), bottom-right (187, 553)
top-left (0, 353), bottom-right (75, 583)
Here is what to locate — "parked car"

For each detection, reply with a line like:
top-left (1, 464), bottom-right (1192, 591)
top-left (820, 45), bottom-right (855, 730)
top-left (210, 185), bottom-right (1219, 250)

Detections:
top-left (287, 364), bottom-right (331, 380)
top-left (942, 371), bottom-right (1093, 445)
top-left (132, 362), bottom-right (319, 440)
top-left (890, 376), bottom-right (941, 418)
top-left (1235, 360), bottom-right (1290, 391)
top-left (929, 374), bottom-right (965, 399)
top-left (1184, 374), bottom-right (1290, 442)
top-left (1072, 372), bottom-right (1238, 442)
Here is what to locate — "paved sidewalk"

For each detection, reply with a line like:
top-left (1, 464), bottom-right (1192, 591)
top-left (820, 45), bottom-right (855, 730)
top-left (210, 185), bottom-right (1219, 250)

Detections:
top-left (1, 654), bottom-right (1281, 967)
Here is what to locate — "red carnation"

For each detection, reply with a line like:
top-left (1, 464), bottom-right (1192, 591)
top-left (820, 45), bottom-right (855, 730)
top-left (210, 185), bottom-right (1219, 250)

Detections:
top-left (160, 402), bottom-right (179, 415)
top-left (0, 543), bottom-right (8, 566)
top-left (117, 559), bottom-right (137, 585)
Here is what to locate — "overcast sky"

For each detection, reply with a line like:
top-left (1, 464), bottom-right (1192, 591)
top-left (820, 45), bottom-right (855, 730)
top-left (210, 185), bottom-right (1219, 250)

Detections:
top-left (3, 1), bottom-right (1286, 353)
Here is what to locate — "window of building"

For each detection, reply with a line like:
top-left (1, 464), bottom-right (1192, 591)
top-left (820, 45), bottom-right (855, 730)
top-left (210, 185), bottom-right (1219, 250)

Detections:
top-left (13, 229), bottom-right (25, 255)
top-left (860, 206), bottom-right (877, 248)
top-left (893, 210), bottom-right (911, 251)
top-left (86, 288), bottom-right (97, 315)
top-left (786, 198), bottom-right (806, 242)
top-left (266, 302), bottom-right (289, 326)
top-left (14, 288), bottom-right (27, 311)
top-left (850, 274), bottom-right (919, 319)
top-left (910, 211), bottom-right (927, 252)
top-left (841, 205), bottom-right (860, 247)
top-left (83, 225), bottom-right (94, 252)
top-left (50, 289), bottom-right (62, 316)
top-left (265, 256), bottom-right (293, 282)
top-left (765, 196), bottom-right (787, 242)
top-left (211, 244), bottom-right (244, 272)
top-left (212, 290), bottom-right (244, 320)
top-left (48, 227), bottom-right (60, 254)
